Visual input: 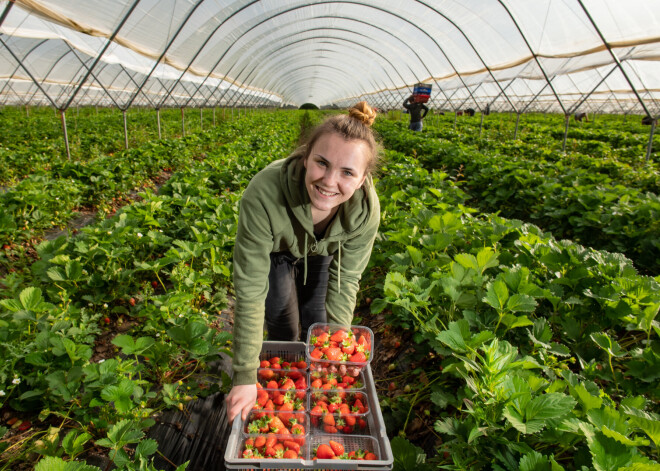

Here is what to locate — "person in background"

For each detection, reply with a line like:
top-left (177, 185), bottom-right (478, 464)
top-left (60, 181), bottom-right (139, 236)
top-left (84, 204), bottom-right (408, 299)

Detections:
top-left (225, 102), bottom-right (382, 423)
top-left (403, 94), bottom-right (429, 131)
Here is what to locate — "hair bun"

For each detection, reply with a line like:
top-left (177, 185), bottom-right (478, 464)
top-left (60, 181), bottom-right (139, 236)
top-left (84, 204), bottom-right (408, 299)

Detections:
top-left (348, 101), bottom-right (377, 127)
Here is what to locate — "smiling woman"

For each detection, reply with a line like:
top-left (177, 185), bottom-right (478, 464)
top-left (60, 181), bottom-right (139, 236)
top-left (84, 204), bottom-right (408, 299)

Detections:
top-left (225, 102), bottom-right (382, 424)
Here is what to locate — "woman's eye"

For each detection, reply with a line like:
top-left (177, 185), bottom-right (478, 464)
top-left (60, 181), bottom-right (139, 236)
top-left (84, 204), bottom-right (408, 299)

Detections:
top-left (343, 171), bottom-right (354, 177)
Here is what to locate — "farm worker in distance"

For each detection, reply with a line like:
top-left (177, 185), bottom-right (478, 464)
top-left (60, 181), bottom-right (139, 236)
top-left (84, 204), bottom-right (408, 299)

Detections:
top-left (403, 94), bottom-right (429, 132)
top-left (225, 102), bottom-right (382, 423)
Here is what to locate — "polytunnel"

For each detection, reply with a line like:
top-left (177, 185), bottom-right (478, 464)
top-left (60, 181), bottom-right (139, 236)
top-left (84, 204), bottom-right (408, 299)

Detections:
top-left (1, 0), bottom-right (659, 118)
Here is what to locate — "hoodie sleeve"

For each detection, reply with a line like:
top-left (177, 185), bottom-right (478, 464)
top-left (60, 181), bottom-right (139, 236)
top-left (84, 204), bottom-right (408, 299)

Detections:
top-left (325, 189), bottom-right (380, 326)
top-left (231, 183), bottom-right (273, 386)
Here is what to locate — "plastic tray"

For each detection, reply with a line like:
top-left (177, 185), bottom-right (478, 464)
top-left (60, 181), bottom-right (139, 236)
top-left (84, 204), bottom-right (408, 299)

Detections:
top-left (260, 340), bottom-right (308, 369)
top-left (306, 323), bottom-right (374, 373)
top-left (226, 342), bottom-right (393, 470)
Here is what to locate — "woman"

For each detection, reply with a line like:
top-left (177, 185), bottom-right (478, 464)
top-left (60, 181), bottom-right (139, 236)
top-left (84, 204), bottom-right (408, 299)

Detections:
top-left (225, 102), bottom-right (381, 423)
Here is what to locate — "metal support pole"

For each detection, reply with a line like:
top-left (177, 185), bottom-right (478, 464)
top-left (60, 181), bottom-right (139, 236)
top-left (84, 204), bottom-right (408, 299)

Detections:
top-left (157, 109), bottom-right (162, 139)
top-left (60, 110), bottom-right (71, 159)
top-left (562, 114), bottom-right (570, 152)
top-left (181, 108), bottom-right (185, 137)
top-left (514, 113), bottom-right (521, 140)
top-left (123, 110), bottom-right (129, 149)
top-left (646, 119), bottom-right (656, 162)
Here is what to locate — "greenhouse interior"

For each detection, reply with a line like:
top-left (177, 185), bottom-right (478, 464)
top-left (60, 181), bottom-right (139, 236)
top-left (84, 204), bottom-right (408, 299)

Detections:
top-left (0, 1), bottom-right (659, 470)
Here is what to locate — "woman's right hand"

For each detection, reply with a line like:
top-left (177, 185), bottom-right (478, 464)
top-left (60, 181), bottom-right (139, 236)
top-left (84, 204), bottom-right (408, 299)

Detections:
top-left (225, 383), bottom-right (257, 424)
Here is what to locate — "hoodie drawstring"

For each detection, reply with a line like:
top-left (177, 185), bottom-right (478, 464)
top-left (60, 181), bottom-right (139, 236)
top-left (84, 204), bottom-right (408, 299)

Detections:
top-left (303, 234), bottom-right (340, 294)
top-left (304, 234), bottom-right (308, 285)
top-left (337, 242), bottom-right (341, 294)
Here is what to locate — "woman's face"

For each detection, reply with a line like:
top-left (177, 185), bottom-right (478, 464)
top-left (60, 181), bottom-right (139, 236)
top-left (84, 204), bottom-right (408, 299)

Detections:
top-left (303, 132), bottom-right (370, 218)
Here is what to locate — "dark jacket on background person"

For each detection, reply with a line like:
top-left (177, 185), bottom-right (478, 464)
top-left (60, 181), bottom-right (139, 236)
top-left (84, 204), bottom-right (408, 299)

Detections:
top-left (231, 151), bottom-right (380, 386)
top-left (403, 100), bottom-right (429, 123)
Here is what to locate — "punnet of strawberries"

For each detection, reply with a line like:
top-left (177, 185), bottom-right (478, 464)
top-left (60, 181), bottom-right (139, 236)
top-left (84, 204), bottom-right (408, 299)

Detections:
top-left (307, 323), bottom-right (373, 370)
top-left (314, 439), bottom-right (378, 460)
top-left (310, 390), bottom-right (369, 434)
top-left (254, 383), bottom-right (306, 414)
top-left (244, 410), bottom-right (307, 440)
top-left (240, 434), bottom-right (303, 459)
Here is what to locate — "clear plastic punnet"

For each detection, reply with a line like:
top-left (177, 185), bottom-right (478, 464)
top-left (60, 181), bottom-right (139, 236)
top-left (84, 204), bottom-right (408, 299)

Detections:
top-left (306, 322), bottom-right (374, 374)
top-left (310, 434), bottom-right (381, 461)
top-left (309, 389), bottom-right (371, 435)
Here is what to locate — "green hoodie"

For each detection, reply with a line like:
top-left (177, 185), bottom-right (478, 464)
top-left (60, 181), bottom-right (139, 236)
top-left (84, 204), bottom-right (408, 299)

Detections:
top-left (231, 151), bottom-right (380, 386)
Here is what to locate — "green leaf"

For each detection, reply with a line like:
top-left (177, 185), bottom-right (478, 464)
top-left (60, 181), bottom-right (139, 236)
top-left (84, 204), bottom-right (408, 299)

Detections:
top-left (407, 245), bottom-right (423, 266)
top-left (628, 415), bottom-right (660, 448)
top-left (20, 287), bottom-right (45, 311)
top-left (580, 425), bottom-right (633, 471)
top-left (519, 451), bottom-right (550, 471)
top-left (572, 383), bottom-right (603, 412)
top-left (135, 438), bottom-right (159, 458)
top-left (484, 279), bottom-right (509, 311)
top-left (506, 294), bottom-right (537, 313)
top-left (476, 247), bottom-right (499, 274)
top-left (34, 456), bottom-right (101, 471)
top-left (527, 393), bottom-right (576, 420)
top-left (391, 436), bottom-right (432, 471)
top-left (101, 380), bottom-right (136, 413)
top-left (591, 332), bottom-right (625, 357)
top-left (601, 426), bottom-right (649, 447)
top-left (112, 334), bottom-right (155, 355)
top-left (455, 253), bottom-right (479, 271)
top-left (435, 320), bottom-right (470, 353)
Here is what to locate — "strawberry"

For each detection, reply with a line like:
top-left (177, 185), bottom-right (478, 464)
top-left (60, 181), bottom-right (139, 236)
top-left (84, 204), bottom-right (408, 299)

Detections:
top-left (151, 280), bottom-right (159, 289)
top-left (329, 440), bottom-right (344, 457)
top-left (330, 329), bottom-right (349, 343)
top-left (256, 389), bottom-right (268, 407)
top-left (260, 360), bottom-right (271, 368)
top-left (283, 449), bottom-right (298, 459)
top-left (295, 360), bottom-right (307, 369)
top-left (349, 352), bottom-right (367, 363)
top-left (324, 347), bottom-right (343, 361)
top-left (341, 339), bottom-right (355, 355)
top-left (316, 444), bottom-right (335, 459)
top-left (254, 435), bottom-right (266, 449)
top-left (266, 380), bottom-right (278, 390)
top-left (283, 440), bottom-right (300, 454)
top-left (310, 348), bottom-right (323, 359)
top-left (365, 451), bottom-right (377, 460)
top-left (322, 412), bottom-right (335, 427)
top-left (129, 297), bottom-right (136, 306)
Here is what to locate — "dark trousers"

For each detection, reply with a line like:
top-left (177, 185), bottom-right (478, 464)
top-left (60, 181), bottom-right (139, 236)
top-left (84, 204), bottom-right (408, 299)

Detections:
top-left (265, 251), bottom-right (333, 342)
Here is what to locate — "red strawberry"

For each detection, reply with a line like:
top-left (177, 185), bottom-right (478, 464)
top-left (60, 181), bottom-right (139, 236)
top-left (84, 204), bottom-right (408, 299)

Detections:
top-left (324, 347), bottom-right (343, 361)
top-left (330, 329), bottom-right (348, 343)
top-left (316, 444), bottom-right (335, 459)
top-left (129, 297), bottom-right (136, 306)
top-left (349, 352), bottom-right (367, 363)
top-left (254, 435), bottom-right (266, 449)
top-left (310, 348), bottom-right (323, 359)
top-left (283, 449), bottom-right (298, 459)
top-left (329, 440), bottom-right (344, 457)
top-left (365, 451), bottom-right (377, 460)
top-left (151, 280), bottom-right (159, 289)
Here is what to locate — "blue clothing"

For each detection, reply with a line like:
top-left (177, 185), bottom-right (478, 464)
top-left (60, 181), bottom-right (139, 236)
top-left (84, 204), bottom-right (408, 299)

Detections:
top-left (409, 121), bottom-right (423, 132)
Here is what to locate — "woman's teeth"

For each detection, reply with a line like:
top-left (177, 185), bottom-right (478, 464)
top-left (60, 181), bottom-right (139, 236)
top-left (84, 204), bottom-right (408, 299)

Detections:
top-left (317, 186), bottom-right (337, 196)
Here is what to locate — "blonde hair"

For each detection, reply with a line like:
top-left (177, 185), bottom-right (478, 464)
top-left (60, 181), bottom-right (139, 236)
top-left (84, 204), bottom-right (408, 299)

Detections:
top-left (299, 101), bottom-right (381, 175)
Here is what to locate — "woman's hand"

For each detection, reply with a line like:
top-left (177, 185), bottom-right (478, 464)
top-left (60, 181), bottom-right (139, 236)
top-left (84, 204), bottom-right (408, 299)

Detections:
top-left (225, 383), bottom-right (257, 424)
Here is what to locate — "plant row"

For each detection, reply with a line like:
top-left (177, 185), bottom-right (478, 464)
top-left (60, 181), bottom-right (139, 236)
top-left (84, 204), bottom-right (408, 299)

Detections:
top-left (0, 110), bottom-right (300, 470)
top-left (375, 119), bottom-right (660, 274)
top-left (364, 148), bottom-right (659, 469)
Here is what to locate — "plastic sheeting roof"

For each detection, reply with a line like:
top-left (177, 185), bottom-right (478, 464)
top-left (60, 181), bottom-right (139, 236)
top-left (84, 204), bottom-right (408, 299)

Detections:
top-left (0, 0), bottom-right (659, 115)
